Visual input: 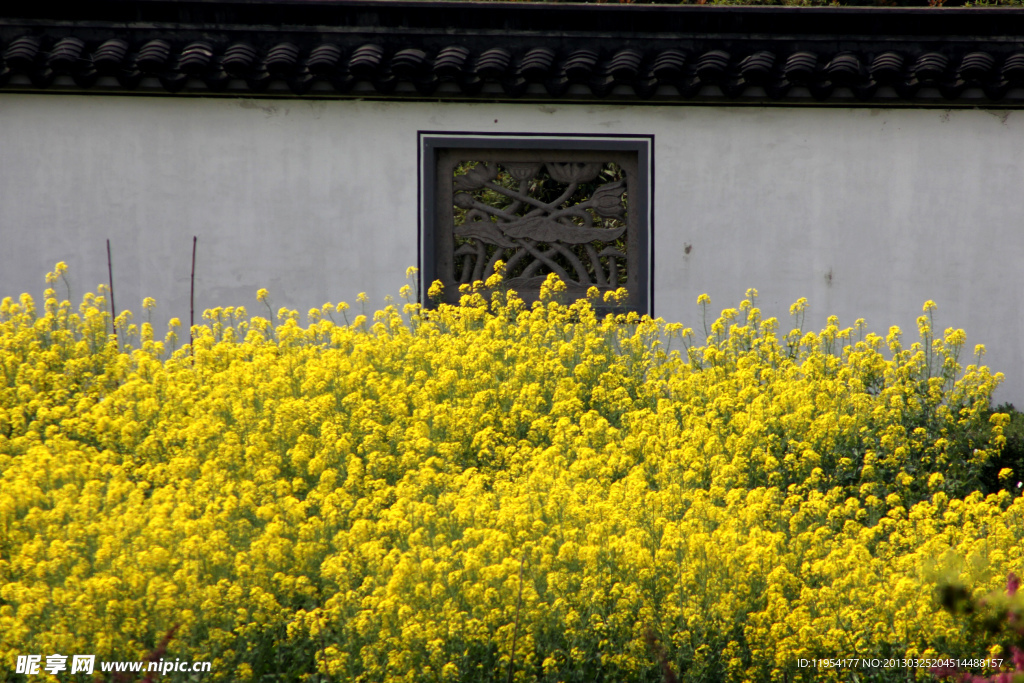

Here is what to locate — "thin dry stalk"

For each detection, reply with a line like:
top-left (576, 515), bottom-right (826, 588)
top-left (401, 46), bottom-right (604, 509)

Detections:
top-left (506, 555), bottom-right (525, 683)
top-left (108, 623), bottom-right (179, 683)
top-left (190, 236), bottom-right (197, 351)
top-left (644, 626), bottom-right (679, 683)
top-left (106, 238), bottom-right (118, 346)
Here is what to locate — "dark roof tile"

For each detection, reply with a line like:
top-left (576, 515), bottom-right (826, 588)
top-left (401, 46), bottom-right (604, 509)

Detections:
top-left (222, 43), bottom-right (258, 76)
top-left (92, 38), bottom-right (128, 73)
top-left (825, 53), bottom-right (863, 85)
top-left (433, 45), bottom-right (469, 80)
top-left (784, 51), bottom-right (819, 83)
top-left (959, 51), bottom-right (996, 81)
top-left (348, 43), bottom-right (384, 79)
top-left (695, 50), bottom-right (730, 83)
top-left (650, 49), bottom-right (687, 82)
top-left (177, 42), bottom-right (214, 75)
top-left (606, 48), bottom-right (643, 82)
top-left (912, 52), bottom-right (949, 82)
top-left (306, 43), bottom-right (342, 76)
top-left (563, 48), bottom-right (600, 82)
top-left (739, 51), bottom-right (775, 85)
top-left (473, 47), bottom-right (512, 79)
top-left (135, 40), bottom-right (171, 73)
top-left (48, 37), bottom-right (85, 71)
top-left (1002, 52), bottom-right (1024, 82)
top-left (264, 43), bottom-right (301, 76)
top-left (391, 48), bottom-right (428, 78)
top-left (4, 35), bottom-right (41, 71)
top-left (517, 47), bottom-right (555, 80)
top-left (5, 1), bottom-right (1024, 104)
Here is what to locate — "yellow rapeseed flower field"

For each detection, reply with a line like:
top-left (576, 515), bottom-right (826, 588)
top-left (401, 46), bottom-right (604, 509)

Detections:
top-left (1, 264), bottom-right (1021, 682)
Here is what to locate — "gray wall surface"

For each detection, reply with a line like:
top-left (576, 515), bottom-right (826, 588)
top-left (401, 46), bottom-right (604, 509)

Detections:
top-left (2, 94), bottom-right (1021, 403)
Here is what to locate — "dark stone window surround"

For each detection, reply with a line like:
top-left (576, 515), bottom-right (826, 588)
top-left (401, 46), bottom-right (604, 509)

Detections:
top-left (419, 132), bottom-right (654, 316)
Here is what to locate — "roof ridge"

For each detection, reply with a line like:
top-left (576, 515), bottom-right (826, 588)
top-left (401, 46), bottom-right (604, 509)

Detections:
top-left (5, 2), bottom-right (1024, 104)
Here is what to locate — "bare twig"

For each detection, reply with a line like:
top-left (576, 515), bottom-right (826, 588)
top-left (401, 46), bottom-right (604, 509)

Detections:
top-left (190, 236), bottom-right (197, 352)
top-left (314, 595), bottom-right (330, 683)
top-left (106, 238), bottom-right (118, 346)
top-left (644, 626), bottom-right (679, 683)
top-left (506, 556), bottom-right (526, 683)
top-left (108, 623), bottom-right (179, 683)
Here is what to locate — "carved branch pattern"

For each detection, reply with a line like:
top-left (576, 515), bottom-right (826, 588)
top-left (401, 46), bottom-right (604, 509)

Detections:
top-left (452, 160), bottom-right (628, 291)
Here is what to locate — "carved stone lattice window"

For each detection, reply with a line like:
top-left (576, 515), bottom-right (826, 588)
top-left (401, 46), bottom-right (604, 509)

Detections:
top-left (420, 134), bottom-right (652, 314)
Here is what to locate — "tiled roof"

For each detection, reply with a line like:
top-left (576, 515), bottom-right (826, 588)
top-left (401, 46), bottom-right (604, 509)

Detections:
top-left (4, 0), bottom-right (1024, 105)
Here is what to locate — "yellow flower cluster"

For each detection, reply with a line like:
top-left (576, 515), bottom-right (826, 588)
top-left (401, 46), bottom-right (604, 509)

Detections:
top-left (0, 266), bottom-right (1021, 682)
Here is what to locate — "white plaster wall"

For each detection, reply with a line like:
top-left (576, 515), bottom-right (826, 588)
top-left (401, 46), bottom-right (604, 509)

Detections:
top-left (2, 94), bottom-right (1022, 403)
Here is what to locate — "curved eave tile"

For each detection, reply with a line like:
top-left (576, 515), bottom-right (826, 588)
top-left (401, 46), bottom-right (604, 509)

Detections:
top-left (2, 27), bottom-right (1024, 105)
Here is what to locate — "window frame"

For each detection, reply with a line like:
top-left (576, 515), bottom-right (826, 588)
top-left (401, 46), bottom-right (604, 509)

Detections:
top-left (419, 132), bottom-right (654, 315)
